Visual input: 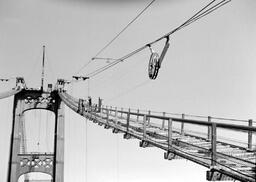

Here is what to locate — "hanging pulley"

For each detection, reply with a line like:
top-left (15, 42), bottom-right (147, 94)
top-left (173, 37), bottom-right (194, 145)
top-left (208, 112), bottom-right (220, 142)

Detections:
top-left (148, 45), bottom-right (159, 80)
top-left (148, 36), bottom-right (170, 80)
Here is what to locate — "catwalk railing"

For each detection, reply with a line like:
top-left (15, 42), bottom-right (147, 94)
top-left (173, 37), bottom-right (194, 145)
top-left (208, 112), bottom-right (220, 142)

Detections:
top-left (59, 91), bottom-right (256, 182)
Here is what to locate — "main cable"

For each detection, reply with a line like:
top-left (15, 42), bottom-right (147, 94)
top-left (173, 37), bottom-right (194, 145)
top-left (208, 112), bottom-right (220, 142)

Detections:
top-left (86, 0), bottom-right (231, 78)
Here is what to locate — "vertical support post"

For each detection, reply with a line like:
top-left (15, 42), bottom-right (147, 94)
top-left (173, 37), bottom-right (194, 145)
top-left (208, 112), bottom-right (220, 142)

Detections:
top-left (148, 110), bottom-right (151, 125)
top-left (98, 97), bottom-right (102, 113)
top-left (126, 108), bottom-right (130, 132)
top-left (208, 116), bottom-right (211, 141)
top-left (168, 118), bottom-right (173, 150)
top-left (106, 109), bottom-right (109, 125)
top-left (8, 99), bottom-right (24, 182)
top-left (121, 108), bottom-right (123, 118)
top-left (181, 114), bottom-right (185, 135)
top-left (100, 105), bottom-right (103, 118)
top-left (136, 109), bottom-right (139, 122)
top-left (248, 119), bottom-right (253, 150)
top-left (161, 112), bottom-right (166, 130)
top-left (54, 100), bottom-right (65, 182)
top-left (211, 123), bottom-right (217, 167)
top-left (143, 115), bottom-right (147, 140)
top-left (115, 107), bottom-right (118, 126)
top-left (78, 99), bottom-right (82, 114)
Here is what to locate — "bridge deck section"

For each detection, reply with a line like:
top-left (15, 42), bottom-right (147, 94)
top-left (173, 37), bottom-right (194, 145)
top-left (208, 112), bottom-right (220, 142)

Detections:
top-left (59, 91), bottom-right (256, 182)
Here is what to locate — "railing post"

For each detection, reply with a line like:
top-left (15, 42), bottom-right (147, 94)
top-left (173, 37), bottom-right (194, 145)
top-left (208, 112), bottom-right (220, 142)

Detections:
top-left (106, 109), bottom-right (109, 125)
top-left (248, 119), bottom-right (253, 150)
top-left (121, 108), bottom-right (123, 118)
top-left (136, 109), bottom-right (139, 122)
top-left (100, 105), bottom-right (104, 118)
top-left (168, 118), bottom-right (173, 150)
top-left (143, 114), bottom-right (147, 140)
top-left (161, 112), bottom-right (166, 130)
top-left (98, 97), bottom-right (102, 113)
top-left (148, 110), bottom-right (151, 125)
top-left (126, 108), bottom-right (130, 133)
top-left (110, 106), bottom-right (112, 115)
top-left (211, 123), bottom-right (217, 167)
top-left (208, 116), bottom-right (211, 141)
top-left (100, 105), bottom-right (102, 114)
top-left (115, 107), bottom-right (118, 126)
top-left (181, 114), bottom-right (185, 135)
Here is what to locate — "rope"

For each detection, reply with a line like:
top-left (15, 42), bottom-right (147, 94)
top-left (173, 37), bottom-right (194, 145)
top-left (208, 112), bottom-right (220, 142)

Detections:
top-left (106, 80), bottom-right (150, 102)
top-left (92, 0), bottom-right (156, 59)
top-left (74, 59), bottom-right (93, 76)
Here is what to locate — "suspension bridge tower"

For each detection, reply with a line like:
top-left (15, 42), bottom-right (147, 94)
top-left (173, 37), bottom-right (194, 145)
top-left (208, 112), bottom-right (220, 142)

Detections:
top-left (7, 46), bottom-right (65, 182)
top-left (7, 81), bottom-right (65, 182)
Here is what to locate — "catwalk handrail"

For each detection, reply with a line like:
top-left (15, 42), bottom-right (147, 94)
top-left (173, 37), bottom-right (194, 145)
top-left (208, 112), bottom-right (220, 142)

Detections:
top-left (101, 107), bottom-right (256, 132)
top-left (104, 106), bottom-right (255, 124)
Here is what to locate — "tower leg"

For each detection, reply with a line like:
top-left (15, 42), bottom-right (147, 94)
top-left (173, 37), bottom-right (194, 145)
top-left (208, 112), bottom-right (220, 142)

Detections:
top-left (7, 100), bottom-right (23, 182)
top-left (54, 101), bottom-right (65, 182)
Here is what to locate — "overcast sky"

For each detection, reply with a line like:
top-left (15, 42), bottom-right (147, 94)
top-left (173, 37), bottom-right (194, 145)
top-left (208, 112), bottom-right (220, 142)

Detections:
top-left (0, 0), bottom-right (256, 181)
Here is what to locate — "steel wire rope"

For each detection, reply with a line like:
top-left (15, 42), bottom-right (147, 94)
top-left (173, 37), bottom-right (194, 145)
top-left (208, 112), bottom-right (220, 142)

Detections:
top-left (89, 62), bottom-right (136, 89)
top-left (86, 0), bottom-right (231, 79)
top-left (90, 57), bottom-right (146, 95)
top-left (105, 79), bottom-right (150, 103)
top-left (92, 0), bottom-right (156, 59)
top-left (74, 0), bottom-right (156, 75)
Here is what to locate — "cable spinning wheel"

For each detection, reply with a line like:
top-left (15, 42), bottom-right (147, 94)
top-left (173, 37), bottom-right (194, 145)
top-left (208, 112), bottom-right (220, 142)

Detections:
top-left (148, 47), bottom-right (160, 80)
top-left (148, 36), bottom-right (170, 80)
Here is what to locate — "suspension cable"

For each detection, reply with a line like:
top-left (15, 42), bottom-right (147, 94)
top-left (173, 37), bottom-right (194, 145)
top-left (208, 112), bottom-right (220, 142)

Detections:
top-left (86, 0), bottom-right (231, 78)
top-left (74, 0), bottom-right (156, 75)
top-left (93, 0), bottom-right (156, 59)
top-left (106, 79), bottom-right (150, 102)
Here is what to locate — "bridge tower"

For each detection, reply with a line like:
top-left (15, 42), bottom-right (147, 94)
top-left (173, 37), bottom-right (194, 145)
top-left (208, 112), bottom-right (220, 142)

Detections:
top-left (7, 84), bottom-right (65, 182)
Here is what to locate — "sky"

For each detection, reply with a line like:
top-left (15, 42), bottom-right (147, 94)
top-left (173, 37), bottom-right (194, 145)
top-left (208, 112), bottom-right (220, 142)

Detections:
top-left (0, 0), bottom-right (256, 181)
